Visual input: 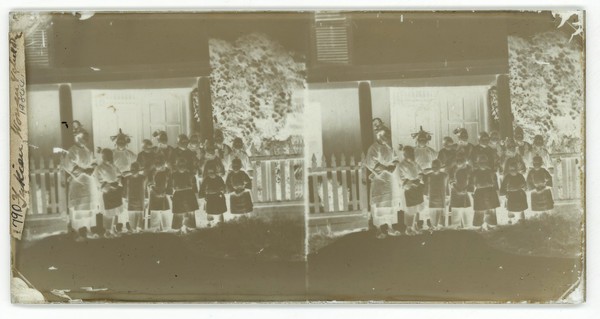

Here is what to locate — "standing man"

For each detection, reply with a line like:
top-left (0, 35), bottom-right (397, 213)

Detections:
top-left (365, 129), bottom-right (402, 239)
top-left (61, 123), bottom-right (98, 240)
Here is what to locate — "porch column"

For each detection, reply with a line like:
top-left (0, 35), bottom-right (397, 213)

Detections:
top-left (496, 74), bottom-right (514, 139)
top-left (59, 84), bottom-right (74, 149)
top-left (197, 77), bottom-right (214, 144)
top-left (358, 81), bottom-right (374, 155)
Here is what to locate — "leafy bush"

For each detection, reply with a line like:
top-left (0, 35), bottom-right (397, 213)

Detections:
top-left (206, 33), bottom-right (306, 151)
top-left (508, 31), bottom-right (584, 153)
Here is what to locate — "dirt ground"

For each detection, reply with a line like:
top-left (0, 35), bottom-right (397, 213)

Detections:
top-left (307, 229), bottom-right (581, 302)
top-left (14, 230), bottom-right (306, 302)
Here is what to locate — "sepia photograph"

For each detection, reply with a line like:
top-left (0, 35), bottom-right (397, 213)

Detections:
top-left (305, 11), bottom-right (584, 302)
top-left (8, 9), bottom-right (585, 304)
top-left (10, 12), bottom-right (307, 302)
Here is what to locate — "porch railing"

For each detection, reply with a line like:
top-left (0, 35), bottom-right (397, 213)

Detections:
top-left (249, 153), bottom-right (304, 204)
top-left (550, 153), bottom-right (581, 201)
top-left (307, 153), bottom-right (369, 215)
top-left (29, 155), bottom-right (68, 216)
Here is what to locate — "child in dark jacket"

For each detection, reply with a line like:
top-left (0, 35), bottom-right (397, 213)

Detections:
top-left (424, 159), bottom-right (448, 230)
top-left (526, 155), bottom-right (554, 218)
top-left (148, 155), bottom-right (172, 231)
top-left (199, 162), bottom-right (227, 226)
top-left (225, 158), bottom-right (253, 215)
top-left (471, 154), bottom-right (500, 231)
top-left (171, 158), bottom-right (199, 233)
top-left (449, 154), bottom-right (473, 229)
top-left (500, 162), bottom-right (528, 224)
top-left (122, 161), bottom-right (146, 232)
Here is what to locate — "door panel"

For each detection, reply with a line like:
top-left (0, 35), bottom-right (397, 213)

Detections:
top-left (389, 88), bottom-right (441, 151)
top-left (145, 93), bottom-right (184, 146)
top-left (92, 91), bottom-right (143, 154)
top-left (92, 89), bottom-right (189, 155)
top-left (390, 86), bottom-right (489, 151)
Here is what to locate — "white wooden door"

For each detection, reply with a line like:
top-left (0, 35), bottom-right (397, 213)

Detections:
top-left (92, 89), bottom-right (189, 154)
top-left (389, 88), bottom-right (441, 151)
top-left (92, 90), bottom-right (143, 154)
top-left (142, 91), bottom-right (185, 146)
top-left (389, 86), bottom-right (489, 151)
top-left (439, 86), bottom-right (489, 145)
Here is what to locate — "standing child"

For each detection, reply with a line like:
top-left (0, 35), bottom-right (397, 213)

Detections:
top-left (201, 141), bottom-right (226, 178)
top-left (471, 154), bottom-right (500, 231)
top-left (413, 126), bottom-right (438, 172)
top-left (449, 154), bottom-right (473, 229)
top-left (454, 128), bottom-right (475, 165)
top-left (122, 161), bottom-right (146, 232)
top-left (526, 155), bottom-right (554, 218)
top-left (226, 158), bottom-right (254, 216)
top-left (153, 130), bottom-right (175, 168)
top-left (93, 149), bottom-right (124, 237)
top-left (527, 135), bottom-right (553, 173)
top-left (199, 163), bottom-right (228, 226)
top-left (514, 126), bottom-right (532, 160)
top-left (500, 163), bottom-right (528, 224)
top-left (171, 158), bottom-right (199, 234)
top-left (424, 159), bottom-right (449, 230)
top-left (148, 155), bottom-right (172, 231)
top-left (397, 146), bottom-right (426, 235)
top-left (437, 137), bottom-right (457, 178)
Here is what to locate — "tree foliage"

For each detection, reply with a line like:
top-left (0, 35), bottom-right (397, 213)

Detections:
top-left (205, 33), bottom-right (306, 151)
top-left (508, 31), bottom-right (584, 153)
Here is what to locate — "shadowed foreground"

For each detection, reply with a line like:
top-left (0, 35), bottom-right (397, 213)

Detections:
top-left (307, 230), bottom-right (581, 302)
top-left (15, 226), bottom-right (306, 302)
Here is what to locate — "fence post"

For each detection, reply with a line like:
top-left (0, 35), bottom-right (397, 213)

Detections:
top-left (321, 155), bottom-right (330, 213)
top-left (289, 160), bottom-right (296, 200)
top-left (39, 157), bottom-right (48, 215)
top-left (260, 161), bottom-right (268, 202)
top-left (279, 159), bottom-right (286, 201)
top-left (48, 159), bottom-right (57, 213)
top-left (57, 158), bottom-right (68, 216)
top-left (340, 154), bottom-right (349, 211)
top-left (251, 162), bottom-right (258, 200)
top-left (29, 158), bottom-right (39, 215)
top-left (330, 154), bottom-right (339, 212)
top-left (359, 153), bottom-right (368, 212)
top-left (311, 154), bottom-right (321, 213)
top-left (270, 161), bottom-right (277, 201)
top-left (349, 155), bottom-right (358, 211)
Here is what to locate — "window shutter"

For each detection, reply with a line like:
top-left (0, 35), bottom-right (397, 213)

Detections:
top-left (25, 28), bottom-right (50, 68)
top-left (314, 12), bottom-right (350, 64)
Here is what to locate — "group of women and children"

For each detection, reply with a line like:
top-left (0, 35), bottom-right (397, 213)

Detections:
top-left (62, 121), bottom-right (254, 241)
top-left (366, 118), bottom-right (555, 239)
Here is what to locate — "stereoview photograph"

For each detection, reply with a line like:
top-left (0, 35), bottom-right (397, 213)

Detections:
top-left (9, 10), bottom-right (584, 303)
